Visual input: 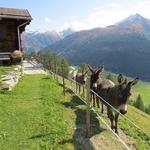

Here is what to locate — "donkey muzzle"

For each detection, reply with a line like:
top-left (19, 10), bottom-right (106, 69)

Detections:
top-left (120, 110), bottom-right (127, 114)
top-left (93, 83), bottom-right (98, 88)
top-left (118, 104), bottom-right (127, 114)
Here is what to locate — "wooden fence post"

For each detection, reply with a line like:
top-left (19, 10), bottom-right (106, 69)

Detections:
top-left (21, 57), bottom-right (23, 76)
top-left (55, 65), bottom-right (58, 82)
top-left (83, 86), bottom-right (85, 98)
top-left (61, 64), bottom-right (65, 96)
top-left (52, 64), bottom-right (55, 79)
top-left (86, 77), bottom-right (91, 138)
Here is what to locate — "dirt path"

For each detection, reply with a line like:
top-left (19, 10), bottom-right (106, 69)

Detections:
top-left (23, 60), bottom-right (47, 75)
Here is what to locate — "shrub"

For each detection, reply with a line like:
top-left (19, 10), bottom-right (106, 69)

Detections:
top-left (145, 105), bottom-right (150, 114)
top-left (11, 50), bottom-right (23, 58)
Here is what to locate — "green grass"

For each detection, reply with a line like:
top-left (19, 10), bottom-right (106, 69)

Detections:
top-left (0, 74), bottom-right (149, 149)
top-left (120, 105), bottom-right (150, 150)
top-left (96, 104), bottom-right (150, 150)
top-left (0, 74), bottom-right (76, 149)
top-left (0, 66), bottom-right (15, 79)
top-left (127, 106), bottom-right (150, 133)
top-left (0, 74), bottom-right (128, 150)
top-left (52, 74), bottom-right (150, 149)
top-left (132, 81), bottom-right (150, 105)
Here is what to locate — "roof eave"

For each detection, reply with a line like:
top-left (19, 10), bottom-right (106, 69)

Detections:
top-left (0, 14), bottom-right (32, 20)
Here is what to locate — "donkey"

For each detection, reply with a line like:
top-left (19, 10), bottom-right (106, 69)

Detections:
top-left (106, 74), bottom-right (139, 134)
top-left (75, 71), bottom-right (88, 94)
top-left (88, 64), bottom-right (114, 113)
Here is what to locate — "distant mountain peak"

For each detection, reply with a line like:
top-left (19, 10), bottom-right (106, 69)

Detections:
top-left (131, 13), bottom-right (143, 18)
top-left (115, 13), bottom-right (150, 31)
top-left (59, 28), bottom-right (75, 38)
top-left (127, 13), bottom-right (146, 21)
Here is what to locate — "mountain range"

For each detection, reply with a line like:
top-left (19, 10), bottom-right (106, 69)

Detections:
top-left (45, 14), bottom-right (150, 81)
top-left (22, 14), bottom-right (150, 81)
top-left (22, 28), bottom-right (75, 52)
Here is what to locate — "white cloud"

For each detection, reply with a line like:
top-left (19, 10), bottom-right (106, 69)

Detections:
top-left (62, 1), bottom-right (150, 31)
top-left (62, 10), bottom-right (130, 31)
top-left (29, 0), bottom-right (150, 32)
top-left (109, 3), bottom-right (121, 8)
top-left (44, 17), bottom-right (51, 23)
top-left (131, 1), bottom-right (150, 18)
top-left (69, 15), bottom-right (78, 20)
top-left (44, 17), bottom-right (56, 24)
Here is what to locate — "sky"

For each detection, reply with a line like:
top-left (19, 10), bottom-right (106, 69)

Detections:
top-left (1, 0), bottom-right (150, 32)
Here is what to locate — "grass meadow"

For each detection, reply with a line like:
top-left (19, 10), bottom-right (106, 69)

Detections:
top-left (0, 74), bottom-right (149, 149)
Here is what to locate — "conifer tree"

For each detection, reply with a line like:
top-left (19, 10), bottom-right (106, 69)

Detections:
top-left (145, 105), bottom-right (150, 114)
top-left (134, 94), bottom-right (145, 111)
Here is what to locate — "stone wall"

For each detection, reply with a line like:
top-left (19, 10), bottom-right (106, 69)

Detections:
top-left (0, 65), bottom-right (22, 91)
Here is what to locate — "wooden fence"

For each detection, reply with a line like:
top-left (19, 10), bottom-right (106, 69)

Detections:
top-left (46, 65), bottom-right (149, 150)
top-left (48, 67), bottom-right (132, 149)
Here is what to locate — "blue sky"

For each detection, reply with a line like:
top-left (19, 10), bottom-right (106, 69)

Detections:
top-left (1, 0), bottom-right (150, 32)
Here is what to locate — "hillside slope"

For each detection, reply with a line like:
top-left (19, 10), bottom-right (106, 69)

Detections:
top-left (0, 74), bottom-right (149, 149)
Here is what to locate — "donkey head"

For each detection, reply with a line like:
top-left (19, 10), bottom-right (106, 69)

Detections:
top-left (117, 74), bottom-right (139, 114)
top-left (76, 71), bottom-right (88, 84)
top-left (88, 64), bottom-right (104, 89)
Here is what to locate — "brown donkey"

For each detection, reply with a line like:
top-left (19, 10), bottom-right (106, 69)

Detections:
top-left (88, 65), bottom-right (115, 113)
top-left (75, 71), bottom-right (88, 94)
top-left (106, 74), bottom-right (139, 133)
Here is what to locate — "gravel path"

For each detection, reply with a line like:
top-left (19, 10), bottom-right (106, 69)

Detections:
top-left (23, 60), bottom-right (47, 75)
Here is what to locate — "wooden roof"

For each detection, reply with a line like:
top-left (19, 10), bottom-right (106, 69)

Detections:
top-left (0, 7), bottom-right (32, 20)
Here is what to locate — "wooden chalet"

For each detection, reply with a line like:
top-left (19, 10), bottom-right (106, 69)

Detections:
top-left (0, 7), bottom-right (32, 64)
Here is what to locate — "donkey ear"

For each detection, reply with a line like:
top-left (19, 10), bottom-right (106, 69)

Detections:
top-left (96, 66), bottom-right (104, 74)
top-left (118, 74), bottom-right (124, 83)
top-left (128, 77), bottom-right (139, 86)
top-left (87, 64), bottom-right (94, 73)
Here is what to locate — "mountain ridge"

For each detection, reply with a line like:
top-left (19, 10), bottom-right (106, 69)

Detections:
top-left (22, 28), bottom-right (75, 52)
top-left (46, 14), bottom-right (150, 81)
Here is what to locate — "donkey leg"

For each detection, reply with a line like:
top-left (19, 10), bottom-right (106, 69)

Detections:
top-left (79, 85), bottom-right (81, 94)
top-left (93, 94), bottom-right (96, 107)
top-left (101, 103), bottom-right (104, 113)
top-left (107, 107), bottom-right (115, 130)
top-left (76, 83), bottom-right (77, 93)
top-left (114, 113), bottom-right (119, 134)
top-left (83, 86), bottom-right (85, 97)
top-left (90, 93), bottom-right (93, 106)
top-left (96, 97), bottom-right (100, 108)
top-left (110, 118), bottom-right (115, 130)
top-left (110, 115), bottom-right (115, 130)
